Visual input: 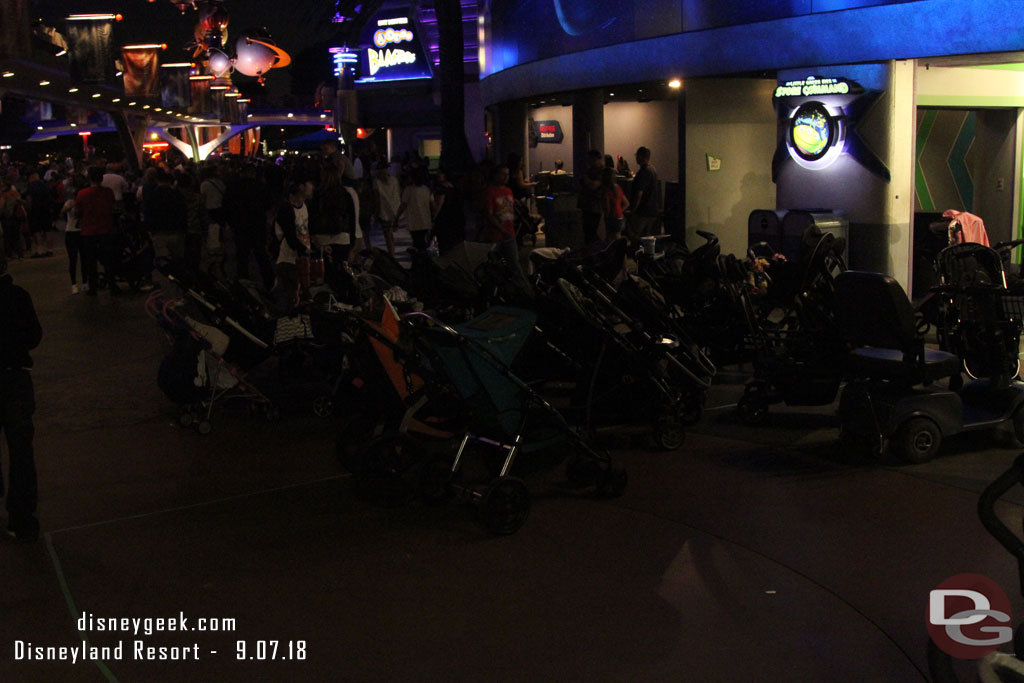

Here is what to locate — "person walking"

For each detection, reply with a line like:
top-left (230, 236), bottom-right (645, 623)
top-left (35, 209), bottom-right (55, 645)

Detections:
top-left (60, 174), bottom-right (87, 294)
top-left (395, 166), bottom-right (433, 251)
top-left (0, 249), bottom-right (42, 541)
top-left (76, 167), bottom-right (122, 296)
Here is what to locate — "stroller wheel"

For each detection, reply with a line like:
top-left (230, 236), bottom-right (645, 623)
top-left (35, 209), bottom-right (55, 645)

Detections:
top-left (653, 417), bottom-right (686, 451)
top-left (420, 456), bottom-right (457, 505)
top-left (894, 417), bottom-right (942, 464)
top-left (596, 466), bottom-right (628, 498)
top-left (197, 420), bottom-right (212, 435)
top-left (565, 456), bottom-right (601, 488)
top-left (312, 395), bottom-right (334, 418)
top-left (355, 434), bottom-right (421, 508)
top-left (737, 394), bottom-right (769, 426)
top-left (179, 411), bottom-right (194, 428)
top-left (479, 476), bottom-right (530, 535)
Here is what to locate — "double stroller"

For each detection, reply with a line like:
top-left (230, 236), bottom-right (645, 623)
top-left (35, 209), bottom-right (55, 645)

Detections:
top-left (332, 298), bottom-right (627, 535)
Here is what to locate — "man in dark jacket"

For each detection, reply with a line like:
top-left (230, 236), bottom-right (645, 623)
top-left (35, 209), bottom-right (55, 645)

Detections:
top-left (0, 250), bottom-right (42, 541)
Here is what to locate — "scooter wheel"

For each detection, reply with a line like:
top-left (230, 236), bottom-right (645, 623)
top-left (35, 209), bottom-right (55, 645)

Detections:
top-left (312, 395), bottom-right (334, 418)
top-left (895, 417), bottom-right (942, 464)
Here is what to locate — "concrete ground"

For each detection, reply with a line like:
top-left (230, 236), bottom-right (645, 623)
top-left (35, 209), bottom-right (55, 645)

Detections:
top-left (1, 242), bottom-right (1022, 683)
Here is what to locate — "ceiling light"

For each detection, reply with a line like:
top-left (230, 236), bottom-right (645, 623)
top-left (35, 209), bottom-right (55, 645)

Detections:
top-left (70, 123), bottom-right (77, 127)
top-left (91, 93), bottom-right (101, 98)
top-left (1, 72), bottom-right (14, 78)
top-left (668, 79), bottom-right (682, 89)
top-left (39, 80), bottom-right (50, 86)
top-left (36, 126), bottom-right (43, 130)
top-left (68, 87), bottom-right (79, 93)
top-left (111, 98), bottom-right (121, 103)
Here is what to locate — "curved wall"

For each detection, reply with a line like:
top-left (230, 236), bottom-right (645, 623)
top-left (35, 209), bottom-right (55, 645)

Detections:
top-left (480, 0), bottom-right (1024, 106)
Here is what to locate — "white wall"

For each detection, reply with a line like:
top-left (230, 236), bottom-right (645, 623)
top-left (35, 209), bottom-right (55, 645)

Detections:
top-left (685, 78), bottom-right (778, 258)
top-left (527, 105), bottom-right (573, 175)
top-left (525, 99), bottom-right (680, 180)
top-left (603, 100), bottom-right (679, 183)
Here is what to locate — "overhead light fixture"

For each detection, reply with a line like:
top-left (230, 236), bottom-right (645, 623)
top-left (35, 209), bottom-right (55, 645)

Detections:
top-left (161, 63), bottom-right (193, 68)
top-left (668, 79), bottom-right (682, 89)
top-left (70, 122), bottom-right (77, 127)
top-left (154, 107), bottom-right (163, 112)
top-left (1, 72), bottom-right (14, 78)
top-left (115, 71), bottom-right (123, 77)
top-left (224, 92), bottom-right (240, 98)
top-left (123, 44), bottom-right (167, 50)
top-left (112, 98), bottom-right (121, 103)
top-left (68, 87), bottom-right (79, 93)
top-left (320, 114), bottom-right (326, 119)
top-left (142, 104), bottom-right (151, 109)
top-left (209, 85), bottom-right (229, 90)
top-left (55, 50), bottom-right (67, 57)
top-left (128, 101), bottom-right (137, 106)
top-left (39, 80), bottom-right (50, 86)
top-left (236, 98), bottom-right (251, 103)
top-left (189, 75), bottom-right (214, 81)
top-left (67, 13), bottom-right (122, 21)
top-left (36, 126), bottom-right (43, 130)
top-left (91, 93), bottom-right (101, 98)
top-left (287, 113), bottom-right (294, 118)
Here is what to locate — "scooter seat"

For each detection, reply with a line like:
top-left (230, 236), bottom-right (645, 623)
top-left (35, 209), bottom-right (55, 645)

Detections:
top-left (846, 346), bottom-right (960, 385)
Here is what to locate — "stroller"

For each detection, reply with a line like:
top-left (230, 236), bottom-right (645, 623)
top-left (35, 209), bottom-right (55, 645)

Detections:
top-left (335, 300), bottom-right (626, 534)
top-left (735, 231), bottom-right (849, 423)
top-left (552, 267), bottom-right (716, 449)
top-left (919, 241), bottom-right (1024, 386)
top-left (148, 284), bottom-right (277, 434)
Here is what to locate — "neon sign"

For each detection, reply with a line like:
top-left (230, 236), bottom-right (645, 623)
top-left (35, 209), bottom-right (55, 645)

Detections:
top-left (357, 14), bottom-right (431, 83)
top-left (774, 77), bottom-right (851, 99)
top-left (373, 28), bottom-right (413, 47)
top-left (368, 48), bottom-right (416, 76)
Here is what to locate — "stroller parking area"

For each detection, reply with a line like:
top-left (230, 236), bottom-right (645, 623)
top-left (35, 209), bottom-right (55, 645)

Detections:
top-left (4, 251), bottom-right (1024, 682)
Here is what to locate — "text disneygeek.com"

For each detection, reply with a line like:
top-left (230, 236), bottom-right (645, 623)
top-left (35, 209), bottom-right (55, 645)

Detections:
top-left (11, 612), bottom-right (306, 663)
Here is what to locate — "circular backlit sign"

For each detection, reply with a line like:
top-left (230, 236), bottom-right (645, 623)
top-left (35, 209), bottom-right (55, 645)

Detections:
top-left (790, 102), bottom-right (833, 161)
top-left (786, 102), bottom-right (845, 170)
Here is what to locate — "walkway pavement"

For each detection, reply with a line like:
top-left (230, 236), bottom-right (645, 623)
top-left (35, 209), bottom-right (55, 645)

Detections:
top-left (0, 246), bottom-right (1020, 682)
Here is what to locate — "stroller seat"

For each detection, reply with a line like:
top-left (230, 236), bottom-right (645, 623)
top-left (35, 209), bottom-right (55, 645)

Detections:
top-left (834, 270), bottom-right (960, 384)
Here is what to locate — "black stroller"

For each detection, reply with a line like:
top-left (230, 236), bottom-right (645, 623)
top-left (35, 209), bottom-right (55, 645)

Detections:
top-left (334, 301), bottom-right (627, 534)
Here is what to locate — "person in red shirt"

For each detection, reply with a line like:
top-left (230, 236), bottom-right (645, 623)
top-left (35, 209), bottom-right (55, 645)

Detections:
top-left (75, 167), bottom-right (121, 296)
top-left (480, 165), bottom-right (525, 282)
top-left (600, 167), bottom-right (629, 241)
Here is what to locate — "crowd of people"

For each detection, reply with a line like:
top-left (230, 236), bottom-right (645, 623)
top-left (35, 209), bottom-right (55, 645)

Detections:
top-left (0, 141), bottom-right (663, 313)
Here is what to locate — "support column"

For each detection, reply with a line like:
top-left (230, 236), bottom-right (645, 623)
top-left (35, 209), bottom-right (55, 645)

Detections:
top-left (113, 112), bottom-right (145, 171)
top-left (495, 99), bottom-right (527, 167)
top-left (572, 89), bottom-right (604, 176)
top-left (887, 59), bottom-right (916, 294)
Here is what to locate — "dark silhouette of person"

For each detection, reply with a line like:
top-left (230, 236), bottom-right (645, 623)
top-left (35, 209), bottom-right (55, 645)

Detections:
top-left (0, 249), bottom-right (42, 541)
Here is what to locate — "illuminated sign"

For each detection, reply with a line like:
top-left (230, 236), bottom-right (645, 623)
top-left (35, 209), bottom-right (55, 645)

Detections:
top-left (774, 77), bottom-right (853, 99)
top-left (532, 120), bottom-right (563, 144)
top-left (373, 28), bottom-right (413, 47)
top-left (785, 102), bottom-right (846, 170)
top-left (329, 47), bottom-right (358, 77)
top-left (357, 15), bottom-right (431, 83)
